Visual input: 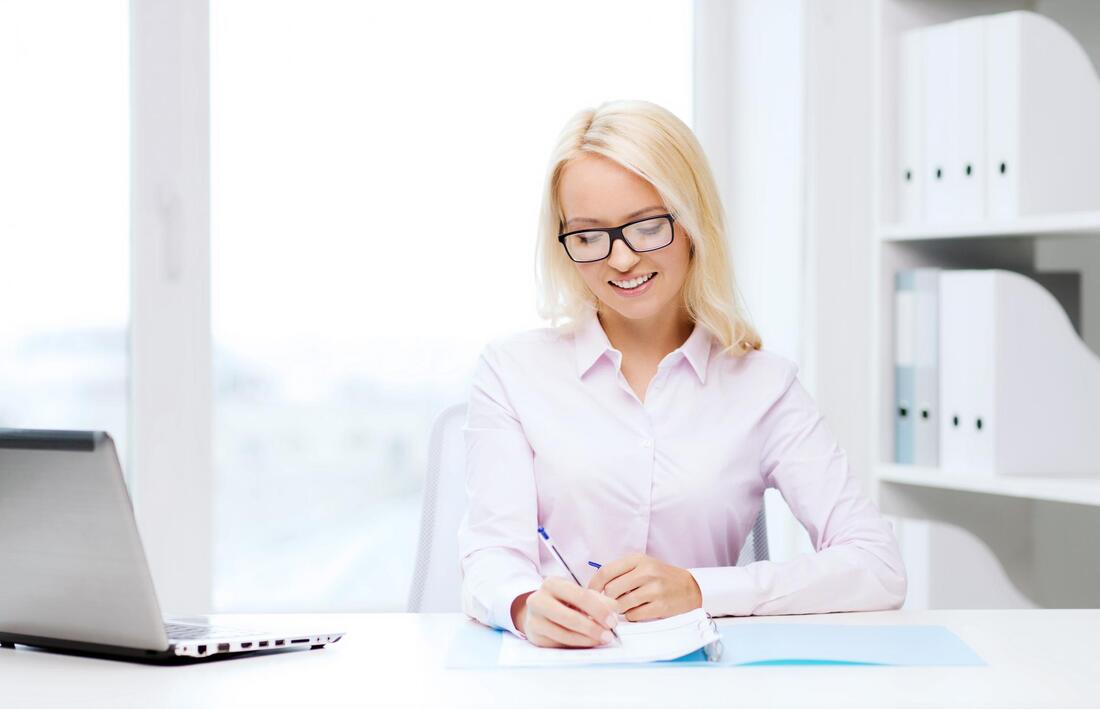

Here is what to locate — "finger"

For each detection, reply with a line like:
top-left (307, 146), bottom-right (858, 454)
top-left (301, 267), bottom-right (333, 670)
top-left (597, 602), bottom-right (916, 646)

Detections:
top-left (547, 579), bottom-right (618, 629)
top-left (577, 588), bottom-right (619, 621)
top-left (529, 616), bottom-right (605, 648)
top-left (533, 594), bottom-right (610, 643)
top-left (595, 591), bottom-right (619, 617)
top-left (614, 585), bottom-right (653, 614)
top-left (587, 554), bottom-right (642, 593)
top-left (624, 602), bottom-right (663, 622)
top-left (604, 567), bottom-right (646, 601)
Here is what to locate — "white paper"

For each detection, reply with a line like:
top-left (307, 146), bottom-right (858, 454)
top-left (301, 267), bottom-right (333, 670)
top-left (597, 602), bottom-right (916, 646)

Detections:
top-left (497, 608), bottom-right (719, 667)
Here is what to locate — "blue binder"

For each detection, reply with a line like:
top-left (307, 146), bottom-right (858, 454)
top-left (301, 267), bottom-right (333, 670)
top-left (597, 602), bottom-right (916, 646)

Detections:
top-left (895, 268), bottom-right (940, 466)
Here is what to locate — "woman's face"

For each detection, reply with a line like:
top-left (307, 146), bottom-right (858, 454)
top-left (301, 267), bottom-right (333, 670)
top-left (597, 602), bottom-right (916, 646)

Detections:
top-left (557, 154), bottom-right (692, 324)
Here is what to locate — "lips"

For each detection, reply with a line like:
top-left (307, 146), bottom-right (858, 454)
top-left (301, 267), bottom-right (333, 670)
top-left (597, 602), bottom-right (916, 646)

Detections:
top-left (609, 272), bottom-right (657, 290)
top-left (608, 272), bottom-right (658, 297)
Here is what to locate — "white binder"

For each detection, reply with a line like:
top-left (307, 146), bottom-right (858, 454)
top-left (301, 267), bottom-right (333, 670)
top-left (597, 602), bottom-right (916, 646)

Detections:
top-left (922, 18), bottom-right (986, 223)
top-left (898, 29), bottom-right (925, 224)
top-left (984, 12), bottom-right (1020, 219)
top-left (953, 17), bottom-right (986, 222)
top-left (938, 271), bottom-right (991, 473)
top-left (938, 270), bottom-right (1099, 477)
top-left (984, 11), bottom-right (1100, 218)
top-left (922, 22), bottom-right (957, 223)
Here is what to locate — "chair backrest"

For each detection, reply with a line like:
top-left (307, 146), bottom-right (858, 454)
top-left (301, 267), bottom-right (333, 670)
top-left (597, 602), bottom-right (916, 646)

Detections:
top-left (406, 403), bottom-right (770, 612)
top-left (407, 403), bottom-right (468, 613)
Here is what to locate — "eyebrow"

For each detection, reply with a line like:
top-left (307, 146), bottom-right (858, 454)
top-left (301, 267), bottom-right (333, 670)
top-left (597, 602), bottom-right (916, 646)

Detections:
top-left (564, 205), bottom-right (665, 229)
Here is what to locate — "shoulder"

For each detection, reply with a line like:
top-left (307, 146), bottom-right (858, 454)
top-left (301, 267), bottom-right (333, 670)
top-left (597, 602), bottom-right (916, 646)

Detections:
top-left (716, 346), bottom-right (798, 388)
top-left (478, 324), bottom-right (572, 369)
top-left (709, 346), bottom-right (801, 412)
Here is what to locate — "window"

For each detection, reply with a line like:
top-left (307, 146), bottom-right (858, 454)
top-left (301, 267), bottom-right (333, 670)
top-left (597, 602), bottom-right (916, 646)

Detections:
top-left (211, 0), bottom-right (693, 610)
top-left (0, 2), bottom-right (130, 464)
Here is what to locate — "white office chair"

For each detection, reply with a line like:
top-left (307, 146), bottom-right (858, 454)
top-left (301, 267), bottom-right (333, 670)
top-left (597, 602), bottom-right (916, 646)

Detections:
top-left (406, 403), bottom-right (770, 612)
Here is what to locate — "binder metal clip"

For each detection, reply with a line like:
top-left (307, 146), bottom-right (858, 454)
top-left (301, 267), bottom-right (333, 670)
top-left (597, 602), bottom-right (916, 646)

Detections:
top-left (702, 612), bottom-right (723, 663)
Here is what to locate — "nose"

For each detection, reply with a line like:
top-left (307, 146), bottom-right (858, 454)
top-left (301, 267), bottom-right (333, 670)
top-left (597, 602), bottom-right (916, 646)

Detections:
top-left (607, 237), bottom-right (640, 272)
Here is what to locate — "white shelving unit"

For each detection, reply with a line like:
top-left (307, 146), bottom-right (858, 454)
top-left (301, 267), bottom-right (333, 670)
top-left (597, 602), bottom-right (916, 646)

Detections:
top-left (877, 463), bottom-right (1100, 508)
top-left (881, 209), bottom-right (1100, 241)
top-left (869, 0), bottom-right (1100, 609)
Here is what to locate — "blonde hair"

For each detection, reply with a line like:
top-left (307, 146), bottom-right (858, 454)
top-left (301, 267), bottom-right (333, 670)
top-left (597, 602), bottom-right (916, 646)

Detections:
top-left (534, 99), bottom-right (762, 356)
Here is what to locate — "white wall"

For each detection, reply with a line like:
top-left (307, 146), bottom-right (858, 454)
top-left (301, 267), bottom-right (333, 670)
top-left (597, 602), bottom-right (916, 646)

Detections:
top-left (801, 0), bottom-right (878, 494)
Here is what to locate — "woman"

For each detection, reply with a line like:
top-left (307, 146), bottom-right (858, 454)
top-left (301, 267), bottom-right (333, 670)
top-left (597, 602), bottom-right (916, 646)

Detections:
top-left (457, 100), bottom-right (906, 649)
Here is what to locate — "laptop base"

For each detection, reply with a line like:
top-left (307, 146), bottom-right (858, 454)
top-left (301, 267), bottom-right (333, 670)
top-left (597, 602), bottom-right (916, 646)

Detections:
top-left (0, 631), bottom-right (329, 664)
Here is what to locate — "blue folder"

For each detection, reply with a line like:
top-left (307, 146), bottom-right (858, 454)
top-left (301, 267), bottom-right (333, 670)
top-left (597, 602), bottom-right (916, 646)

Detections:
top-left (446, 622), bottom-right (985, 669)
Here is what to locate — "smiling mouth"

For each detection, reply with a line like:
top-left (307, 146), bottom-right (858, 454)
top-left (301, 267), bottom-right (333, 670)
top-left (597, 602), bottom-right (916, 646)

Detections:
top-left (609, 272), bottom-right (657, 290)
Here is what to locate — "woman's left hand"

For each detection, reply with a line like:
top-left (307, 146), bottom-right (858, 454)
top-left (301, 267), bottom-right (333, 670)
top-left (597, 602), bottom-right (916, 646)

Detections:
top-left (586, 553), bottom-right (703, 621)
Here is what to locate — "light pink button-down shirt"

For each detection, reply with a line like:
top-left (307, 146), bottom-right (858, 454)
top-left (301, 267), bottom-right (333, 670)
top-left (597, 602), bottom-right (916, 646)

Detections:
top-left (458, 311), bottom-right (906, 636)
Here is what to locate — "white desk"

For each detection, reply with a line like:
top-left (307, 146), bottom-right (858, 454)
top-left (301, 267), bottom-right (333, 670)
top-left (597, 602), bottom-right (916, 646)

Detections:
top-left (1, 609), bottom-right (1095, 708)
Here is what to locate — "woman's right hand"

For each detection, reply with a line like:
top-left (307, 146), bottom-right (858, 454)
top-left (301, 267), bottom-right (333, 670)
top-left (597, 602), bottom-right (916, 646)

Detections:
top-left (512, 576), bottom-right (620, 648)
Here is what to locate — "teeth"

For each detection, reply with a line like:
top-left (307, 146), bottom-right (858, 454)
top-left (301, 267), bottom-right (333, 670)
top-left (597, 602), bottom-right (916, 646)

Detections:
top-left (611, 272), bottom-right (655, 289)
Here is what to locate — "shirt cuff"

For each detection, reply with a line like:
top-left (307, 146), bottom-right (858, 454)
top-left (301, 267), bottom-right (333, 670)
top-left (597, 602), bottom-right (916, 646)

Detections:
top-left (688, 566), bottom-right (755, 617)
top-left (490, 575), bottom-right (543, 638)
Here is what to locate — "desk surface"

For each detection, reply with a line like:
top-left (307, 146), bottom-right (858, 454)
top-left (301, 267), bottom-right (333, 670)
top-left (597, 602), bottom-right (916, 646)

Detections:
top-left (1, 609), bottom-right (1096, 708)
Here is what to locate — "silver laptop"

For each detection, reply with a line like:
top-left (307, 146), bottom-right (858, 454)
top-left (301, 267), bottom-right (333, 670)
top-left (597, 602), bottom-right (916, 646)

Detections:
top-left (0, 428), bottom-right (344, 662)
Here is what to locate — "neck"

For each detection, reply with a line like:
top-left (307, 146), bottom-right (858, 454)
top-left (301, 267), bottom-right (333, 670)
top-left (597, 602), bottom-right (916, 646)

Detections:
top-left (597, 302), bottom-right (696, 362)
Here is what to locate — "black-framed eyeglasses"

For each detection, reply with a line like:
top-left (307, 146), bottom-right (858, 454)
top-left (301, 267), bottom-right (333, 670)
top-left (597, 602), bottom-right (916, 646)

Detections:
top-left (557, 213), bottom-right (676, 263)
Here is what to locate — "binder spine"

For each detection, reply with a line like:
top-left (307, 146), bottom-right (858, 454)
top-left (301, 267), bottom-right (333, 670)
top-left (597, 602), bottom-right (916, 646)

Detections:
top-left (914, 269), bottom-right (940, 466)
top-left (895, 271), bottom-right (917, 464)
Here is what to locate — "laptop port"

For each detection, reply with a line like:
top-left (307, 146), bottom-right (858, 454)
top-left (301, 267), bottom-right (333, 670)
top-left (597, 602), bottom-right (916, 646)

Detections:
top-left (241, 642), bottom-right (252, 649)
top-left (275, 639), bottom-right (285, 646)
top-left (218, 643), bottom-right (230, 652)
top-left (259, 640), bottom-right (269, 648)
top-left (197, 645), bottom-right (207, 655)
top-left (291, 638), bottom-right (308, 644)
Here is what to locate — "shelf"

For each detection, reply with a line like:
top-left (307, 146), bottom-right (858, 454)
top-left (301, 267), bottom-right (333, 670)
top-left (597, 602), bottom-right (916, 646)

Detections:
top-left (879, 210), bottom-right (1100, 241)
top-left (875, 463), bottom-right (1100, 507)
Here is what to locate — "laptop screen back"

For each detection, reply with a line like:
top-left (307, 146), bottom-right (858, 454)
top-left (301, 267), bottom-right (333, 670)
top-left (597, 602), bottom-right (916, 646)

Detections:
top-left (0, 430), bottom-right (169, 650)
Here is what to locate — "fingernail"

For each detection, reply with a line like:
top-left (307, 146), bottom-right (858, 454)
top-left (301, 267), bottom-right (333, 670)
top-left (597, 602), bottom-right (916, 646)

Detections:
top-left (601, 631), bottom-right (613, 644)
top-left (605, 614), bottom-right (618, 628)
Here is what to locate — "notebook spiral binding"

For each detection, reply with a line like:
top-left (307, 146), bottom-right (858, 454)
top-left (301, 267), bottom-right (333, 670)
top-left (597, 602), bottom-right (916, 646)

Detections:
top-left (702, 613), bottom-right (723, 662)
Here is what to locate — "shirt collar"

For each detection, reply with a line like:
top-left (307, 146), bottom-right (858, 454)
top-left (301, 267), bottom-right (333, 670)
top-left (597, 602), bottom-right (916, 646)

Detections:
top-left (573, 311), bottom-right (712, 384)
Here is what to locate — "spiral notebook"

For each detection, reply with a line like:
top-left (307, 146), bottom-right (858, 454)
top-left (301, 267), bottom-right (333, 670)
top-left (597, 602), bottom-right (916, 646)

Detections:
top-left (497, 608), bottom-right (722, 667)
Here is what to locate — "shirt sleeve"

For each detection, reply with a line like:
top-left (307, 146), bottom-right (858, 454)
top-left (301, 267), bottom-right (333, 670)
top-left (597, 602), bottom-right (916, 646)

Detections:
top-left (688, 363), bottom-right (907, 616)
top-left (457, 345), bottom-right (544, 637)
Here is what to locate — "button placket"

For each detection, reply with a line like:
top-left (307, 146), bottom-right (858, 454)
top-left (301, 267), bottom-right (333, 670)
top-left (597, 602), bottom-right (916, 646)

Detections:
top-left (637, 416), bottom-right (656, 549)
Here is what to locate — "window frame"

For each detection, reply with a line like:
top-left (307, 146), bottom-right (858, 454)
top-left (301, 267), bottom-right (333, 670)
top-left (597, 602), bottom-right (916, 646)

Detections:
top-left (130, 0), bottom-right (213, 616)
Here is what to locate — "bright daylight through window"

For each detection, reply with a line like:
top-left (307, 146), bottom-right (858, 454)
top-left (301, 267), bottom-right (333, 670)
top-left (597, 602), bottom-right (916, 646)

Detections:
top-left (0, 2), bottom-right (130, 465)
top-left (210, 0), bottom-right (693, 611)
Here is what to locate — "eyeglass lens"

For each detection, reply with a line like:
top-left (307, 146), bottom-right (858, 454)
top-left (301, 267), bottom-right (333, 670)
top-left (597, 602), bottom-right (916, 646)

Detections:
top-left (563, 216), bottom-right (673, 262)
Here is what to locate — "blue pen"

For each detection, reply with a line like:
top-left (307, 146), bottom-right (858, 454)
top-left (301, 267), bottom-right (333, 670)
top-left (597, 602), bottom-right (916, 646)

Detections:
top-left (537, 527), bottom-right (620, 642)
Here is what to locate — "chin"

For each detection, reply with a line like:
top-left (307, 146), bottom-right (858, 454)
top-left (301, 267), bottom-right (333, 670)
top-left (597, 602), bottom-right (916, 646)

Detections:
top-left (600, 291), bottom-right (670, 321)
